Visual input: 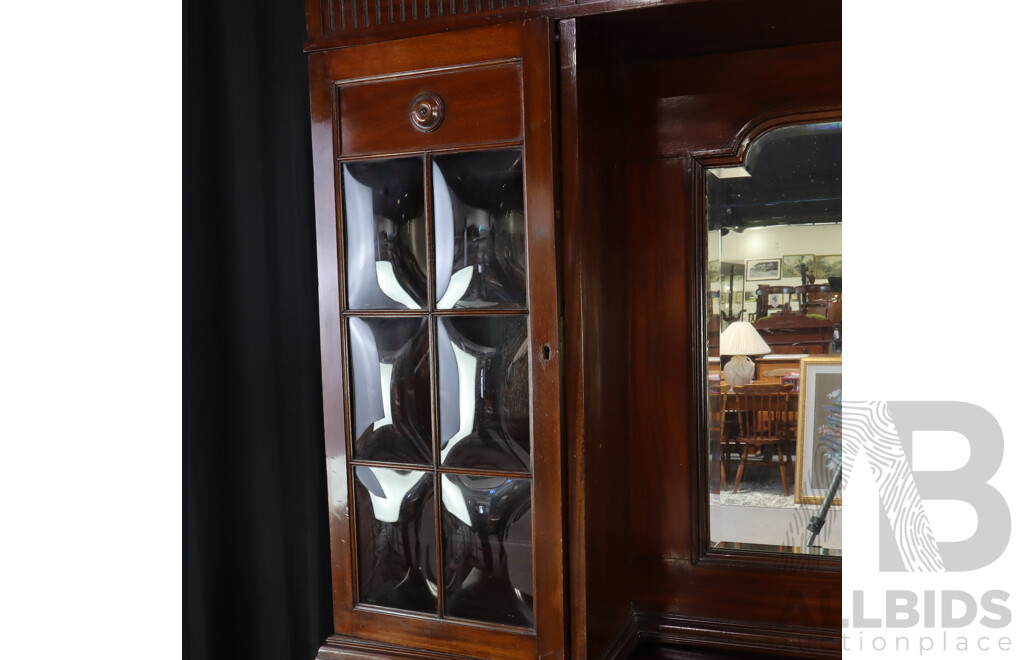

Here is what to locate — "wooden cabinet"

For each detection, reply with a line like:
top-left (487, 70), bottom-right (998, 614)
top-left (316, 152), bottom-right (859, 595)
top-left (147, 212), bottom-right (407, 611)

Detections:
top-left (305, 1), bottom-right (841, 658)
top-left (309, 20), bottom-right (566, 659)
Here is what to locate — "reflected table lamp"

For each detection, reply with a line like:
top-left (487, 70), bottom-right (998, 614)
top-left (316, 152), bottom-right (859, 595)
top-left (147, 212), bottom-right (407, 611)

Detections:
top-left (719, 321), bottom-right (771, 388)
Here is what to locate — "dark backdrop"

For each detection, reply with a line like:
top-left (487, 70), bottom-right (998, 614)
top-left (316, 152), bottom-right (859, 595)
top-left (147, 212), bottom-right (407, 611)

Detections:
top-left (184, 1), bottom-right (333, 659)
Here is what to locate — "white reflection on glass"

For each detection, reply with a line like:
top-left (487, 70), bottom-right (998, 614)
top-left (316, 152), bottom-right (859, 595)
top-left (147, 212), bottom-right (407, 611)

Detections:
top-left (437, 321), bottom-right (479, 463)
top-left (349, 316), bottom-right (385, 431)
top-left (440, 474), bottom-right (473, 526)
top-left (355, 466), bottom-right (427, 524)
top-left (372, 362), bottom-right (394, 432)
top-left (432, 161), bottom-right (474, 308)
top-left (344, 165), bottom-right (421, 309)
top-left (375, 261), bottom-right (420, 309)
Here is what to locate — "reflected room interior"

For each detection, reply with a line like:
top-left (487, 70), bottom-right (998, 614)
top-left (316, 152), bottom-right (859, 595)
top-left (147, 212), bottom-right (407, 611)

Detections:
top-left (707, 120), bottom-right (843, 554)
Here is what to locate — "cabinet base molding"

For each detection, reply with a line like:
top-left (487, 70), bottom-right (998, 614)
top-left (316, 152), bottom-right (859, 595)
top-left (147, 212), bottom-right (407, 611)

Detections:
top-left (319, 615), bottom-right (838, 660)
top-left (632, 612), bottom-right (840, 659)
top-left (598, 615), bottom-right (641, 660)
top-left (316, 635), bottom-right (481, 660)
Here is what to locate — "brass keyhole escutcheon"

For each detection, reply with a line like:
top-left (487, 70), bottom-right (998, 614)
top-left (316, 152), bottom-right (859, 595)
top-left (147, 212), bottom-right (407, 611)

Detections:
top-left (410, 92), bottom-right (444, 132)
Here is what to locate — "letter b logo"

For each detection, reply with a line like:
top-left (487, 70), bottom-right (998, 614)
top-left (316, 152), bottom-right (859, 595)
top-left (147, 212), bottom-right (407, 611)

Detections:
top-left (846, 401), bottom-right (1010, 572)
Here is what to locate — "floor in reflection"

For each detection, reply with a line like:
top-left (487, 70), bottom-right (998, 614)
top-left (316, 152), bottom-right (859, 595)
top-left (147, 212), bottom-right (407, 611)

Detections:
top-left (711, 504), bottom-right (842, 549)
top-left (711, 468), bottom-right (842, 550)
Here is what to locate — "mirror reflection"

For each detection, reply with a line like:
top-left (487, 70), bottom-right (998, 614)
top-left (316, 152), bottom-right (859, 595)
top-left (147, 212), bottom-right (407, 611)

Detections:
top-left (707, 120), bottom-right (842, 554)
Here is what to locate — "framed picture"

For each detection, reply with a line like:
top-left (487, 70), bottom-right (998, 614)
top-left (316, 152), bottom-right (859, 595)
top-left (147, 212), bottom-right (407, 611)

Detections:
top-left (794, 356), bottom-right (842, 506)
top-left (782, 254), bottom-right (815, 278)
top-left (814, 254), bottom-right (842, 279)
top-left (707, 260), bottom-right (721, 283)
top-left (745, 258), bottom-right (781, 281)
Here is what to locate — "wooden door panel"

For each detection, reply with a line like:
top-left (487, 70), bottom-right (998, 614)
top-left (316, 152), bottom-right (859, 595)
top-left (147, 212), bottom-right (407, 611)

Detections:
top-left (308, 19), bottom-right (565, 660)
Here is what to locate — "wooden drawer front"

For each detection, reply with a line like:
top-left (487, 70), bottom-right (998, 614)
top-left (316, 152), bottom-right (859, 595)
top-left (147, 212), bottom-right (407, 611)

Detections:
top-left (338, 64), bottom-right (522, 156)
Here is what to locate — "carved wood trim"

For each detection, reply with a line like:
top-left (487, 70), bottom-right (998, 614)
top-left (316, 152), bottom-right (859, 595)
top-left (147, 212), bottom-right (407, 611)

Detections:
top-left (320, 0), bottom-right (554, 38)
top-left (693, 107), bottom-right (844, 169)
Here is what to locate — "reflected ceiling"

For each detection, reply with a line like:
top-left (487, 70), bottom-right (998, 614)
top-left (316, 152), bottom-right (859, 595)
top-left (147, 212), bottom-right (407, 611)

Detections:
top-left (707, 122), bottom-right (841, 231)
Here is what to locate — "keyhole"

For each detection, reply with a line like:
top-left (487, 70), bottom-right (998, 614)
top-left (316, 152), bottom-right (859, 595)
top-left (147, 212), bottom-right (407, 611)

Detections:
top-left (541, 345), bottom-right (551, 361)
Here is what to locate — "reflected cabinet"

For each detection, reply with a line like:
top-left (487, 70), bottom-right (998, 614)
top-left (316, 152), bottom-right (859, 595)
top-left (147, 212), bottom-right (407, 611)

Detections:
top-left (306, 2), bottom-right (841, 659)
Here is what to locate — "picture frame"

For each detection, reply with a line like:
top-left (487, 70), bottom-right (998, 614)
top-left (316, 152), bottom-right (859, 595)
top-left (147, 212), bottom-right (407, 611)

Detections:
top-left (708, 260), bottom-right (721, 283)
top-left (745, 257), bottom-right (781, 281)
top-left (782, 254), bottom-right (815, 278)
top-left (794, 355), bottom-right (843, 506)
top-left (814, 254), bottom-right (842, 280)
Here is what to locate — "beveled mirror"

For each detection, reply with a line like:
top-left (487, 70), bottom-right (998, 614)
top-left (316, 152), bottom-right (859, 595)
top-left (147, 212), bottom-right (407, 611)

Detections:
top-left (706, 120), bottom-right (843, 555)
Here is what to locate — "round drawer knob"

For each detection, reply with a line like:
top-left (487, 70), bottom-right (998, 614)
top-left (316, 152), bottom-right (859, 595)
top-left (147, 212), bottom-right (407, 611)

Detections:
top-left (410, 93), bottom-right (445, 132)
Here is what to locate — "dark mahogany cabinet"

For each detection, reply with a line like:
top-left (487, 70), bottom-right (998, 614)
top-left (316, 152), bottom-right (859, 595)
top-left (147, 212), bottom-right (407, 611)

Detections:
top-left (309, 21), bottom-right (566, 659)
top-left (304, 1), bottom-right (841, 658)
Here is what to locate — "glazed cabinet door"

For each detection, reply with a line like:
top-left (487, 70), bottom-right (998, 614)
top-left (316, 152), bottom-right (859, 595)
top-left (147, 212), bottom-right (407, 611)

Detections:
top-left (307, 20), bottom-right (565, 660)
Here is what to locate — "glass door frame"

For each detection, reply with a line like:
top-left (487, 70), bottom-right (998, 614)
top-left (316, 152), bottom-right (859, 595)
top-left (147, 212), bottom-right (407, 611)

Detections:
top-left (307, 19), bottom-right (565, 660)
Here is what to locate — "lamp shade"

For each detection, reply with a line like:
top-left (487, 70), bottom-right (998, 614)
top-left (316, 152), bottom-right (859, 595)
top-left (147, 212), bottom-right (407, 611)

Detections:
top-left (719, 321), bottom-right (771, 356)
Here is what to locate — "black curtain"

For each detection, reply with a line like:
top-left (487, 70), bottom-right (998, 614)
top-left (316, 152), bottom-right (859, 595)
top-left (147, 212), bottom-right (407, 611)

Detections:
top-left (184, 1), bottom-right (333, 659)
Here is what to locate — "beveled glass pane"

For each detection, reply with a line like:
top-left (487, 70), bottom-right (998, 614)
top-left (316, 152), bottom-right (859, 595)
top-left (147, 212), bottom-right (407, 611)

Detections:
top-left (354, 466), bottom-right (438, 613)
top-left (349, 317), bottom-right (432, 465)
top-left (343, 158), bottom-right (428, 310)
top-left (440, 474), bottom-right (533, 626)
top-left (432, 150), bottom-right (527, 309)
top-left (437, 316), bottom-right (530, 472)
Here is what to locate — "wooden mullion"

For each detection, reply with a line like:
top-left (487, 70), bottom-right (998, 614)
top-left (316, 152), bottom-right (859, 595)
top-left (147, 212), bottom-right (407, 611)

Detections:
top-left (424, 151), bottom-right (448, 621)
top-left (435, 466), bottom-right (533, 479)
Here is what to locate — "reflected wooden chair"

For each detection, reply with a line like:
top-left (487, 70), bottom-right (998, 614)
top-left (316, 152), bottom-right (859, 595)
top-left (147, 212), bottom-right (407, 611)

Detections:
top-left (797, 284), bottom-right (831, 317)
top-left (761, 367), bottom-right (793, 383)
top-left (709, 389), bottom-right (736, 487)
top-left (755, 285), bottom-right (799, 319)
top-left (732, 383), bottom-right (794, 496)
